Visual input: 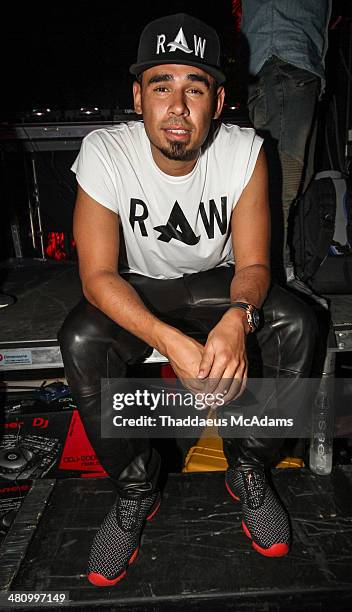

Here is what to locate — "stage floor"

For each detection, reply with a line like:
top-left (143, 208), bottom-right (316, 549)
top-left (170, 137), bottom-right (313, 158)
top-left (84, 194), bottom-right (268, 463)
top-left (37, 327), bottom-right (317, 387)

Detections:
top-left (1, 259), bottom-right (82, 344)
top-left (0, 259), bottom-right (166, 373)
top-left (0, 468), bottom-right (351, 611)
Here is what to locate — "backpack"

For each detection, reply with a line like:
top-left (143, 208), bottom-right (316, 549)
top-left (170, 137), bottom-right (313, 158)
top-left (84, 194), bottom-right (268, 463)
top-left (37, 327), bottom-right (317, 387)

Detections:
top-left (291, 170), bottom-right (352, 294)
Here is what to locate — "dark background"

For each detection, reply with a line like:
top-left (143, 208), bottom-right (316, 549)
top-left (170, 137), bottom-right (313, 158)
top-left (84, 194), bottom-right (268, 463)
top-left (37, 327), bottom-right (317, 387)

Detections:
top-left (1, 0), bottom-right (351, 117)
top-left (1, 0), bottom-right (237, 118)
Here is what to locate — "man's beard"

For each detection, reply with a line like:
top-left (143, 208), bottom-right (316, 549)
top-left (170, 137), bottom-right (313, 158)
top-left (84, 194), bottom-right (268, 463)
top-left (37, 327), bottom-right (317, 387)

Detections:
top-left (157, 141), bottom-right (198, 162)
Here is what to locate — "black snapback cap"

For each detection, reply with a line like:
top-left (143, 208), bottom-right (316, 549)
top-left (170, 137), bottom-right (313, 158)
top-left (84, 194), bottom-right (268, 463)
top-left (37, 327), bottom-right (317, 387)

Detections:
top-left (129, 13), bottom-right (226, 84)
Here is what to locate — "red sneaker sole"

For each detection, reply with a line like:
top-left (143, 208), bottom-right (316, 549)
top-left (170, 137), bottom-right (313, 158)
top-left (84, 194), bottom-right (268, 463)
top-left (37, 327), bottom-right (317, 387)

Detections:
top-left (87, 546), bottom-right (139, 587)
top-left (225, 477), bottom-right (289, 557)
top-left (87, 498), bottom-right (161, 587)
top-left (225, 479), bottom-right (240, 502)
top-left (242, 520), bottom-right (289, 557)
top-left (147, 499), bottom-right (161, 521)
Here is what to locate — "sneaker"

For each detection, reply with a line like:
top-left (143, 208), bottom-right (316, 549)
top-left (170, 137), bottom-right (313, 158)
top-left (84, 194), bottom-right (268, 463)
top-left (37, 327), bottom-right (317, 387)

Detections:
top-left (225, 467), bottom-right (290, 557)
top-left (87, 490), bottom-right (161, 587)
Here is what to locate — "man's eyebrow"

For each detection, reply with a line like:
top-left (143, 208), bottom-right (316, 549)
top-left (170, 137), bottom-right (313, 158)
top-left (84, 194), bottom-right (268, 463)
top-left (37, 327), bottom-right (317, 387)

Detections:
top-left (187, 73), bottom-right (211, 89)
top-left (148, 73), bottom-right (174, 84)
top-left (147, 72), bottom-right (211, 89)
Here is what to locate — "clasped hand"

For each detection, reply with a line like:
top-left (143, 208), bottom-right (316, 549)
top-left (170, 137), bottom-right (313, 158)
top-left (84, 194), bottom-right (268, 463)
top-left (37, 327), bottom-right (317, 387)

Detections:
top-left (165, 318), bottom-right (248, 408)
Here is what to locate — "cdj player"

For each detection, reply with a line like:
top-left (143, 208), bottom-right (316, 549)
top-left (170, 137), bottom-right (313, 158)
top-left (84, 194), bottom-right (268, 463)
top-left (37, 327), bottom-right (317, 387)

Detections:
top-left (0, 432), bottom-right (62, 481)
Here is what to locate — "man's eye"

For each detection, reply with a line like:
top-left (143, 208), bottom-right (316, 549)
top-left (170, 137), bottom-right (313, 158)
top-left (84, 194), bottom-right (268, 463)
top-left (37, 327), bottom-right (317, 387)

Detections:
top-left (154, 86), bottom-right (168, 92)
top-left (188, 88), bottom-right (203, 95)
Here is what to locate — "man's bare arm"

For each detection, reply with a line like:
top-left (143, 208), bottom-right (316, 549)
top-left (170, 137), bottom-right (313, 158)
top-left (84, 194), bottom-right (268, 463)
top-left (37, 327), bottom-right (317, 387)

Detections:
top-left (197, 147), bottom-right (270, 399)
top-left (223, 146), bottom-right (271, 330)
top-left (74, 186), bottom-right (175, 354)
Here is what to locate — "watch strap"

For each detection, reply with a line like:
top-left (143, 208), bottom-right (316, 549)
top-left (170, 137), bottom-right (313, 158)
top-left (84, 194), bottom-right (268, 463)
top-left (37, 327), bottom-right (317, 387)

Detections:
top-left (227, 302), bottom-right (256, 333)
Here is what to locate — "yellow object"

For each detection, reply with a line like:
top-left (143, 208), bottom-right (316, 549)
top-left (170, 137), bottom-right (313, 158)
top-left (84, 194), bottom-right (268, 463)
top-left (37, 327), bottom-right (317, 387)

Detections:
top-left (183, 421), bottom-right (228, 472)
top-left (182, 415), bottom-right (305, 472)
top-left (276, 456), bottom-right (305, 468)
top-left (183, 443), bottom-right (228, 472)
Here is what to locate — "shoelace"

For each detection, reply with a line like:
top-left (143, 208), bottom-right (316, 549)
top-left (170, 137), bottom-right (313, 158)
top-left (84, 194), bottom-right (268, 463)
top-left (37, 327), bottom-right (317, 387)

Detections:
top-left (242, 470), bottom-right (266, 510)
top-left (116, 497), bottom-right (140, 531)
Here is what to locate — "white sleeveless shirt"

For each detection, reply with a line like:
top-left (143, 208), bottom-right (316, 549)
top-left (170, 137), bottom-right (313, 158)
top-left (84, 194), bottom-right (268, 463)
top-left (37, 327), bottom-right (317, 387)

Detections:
top-left (72, 121), bottom-right (262, 279)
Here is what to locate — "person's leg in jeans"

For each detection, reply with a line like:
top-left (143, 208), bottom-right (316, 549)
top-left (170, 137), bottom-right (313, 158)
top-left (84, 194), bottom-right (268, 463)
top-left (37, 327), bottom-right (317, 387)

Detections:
top-left (247, 56), bottom-right (320, 282)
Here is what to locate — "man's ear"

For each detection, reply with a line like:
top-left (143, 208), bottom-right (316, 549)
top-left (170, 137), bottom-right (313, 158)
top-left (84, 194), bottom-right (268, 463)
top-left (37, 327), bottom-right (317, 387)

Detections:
top-left (213, 85), bottom-right (225, 119)
top-left (133, 80), bottom-right (143, 115)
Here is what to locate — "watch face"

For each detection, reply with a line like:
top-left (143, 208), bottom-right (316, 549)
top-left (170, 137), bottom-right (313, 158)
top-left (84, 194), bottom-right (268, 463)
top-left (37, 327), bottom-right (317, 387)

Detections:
top-left (252, 308), bottom-right (260, 329)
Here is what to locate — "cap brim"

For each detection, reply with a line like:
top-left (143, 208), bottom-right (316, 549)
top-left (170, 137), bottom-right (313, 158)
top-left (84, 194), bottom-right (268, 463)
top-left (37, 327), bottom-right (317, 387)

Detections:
top-left (129, 59), bottom-right (226, 85)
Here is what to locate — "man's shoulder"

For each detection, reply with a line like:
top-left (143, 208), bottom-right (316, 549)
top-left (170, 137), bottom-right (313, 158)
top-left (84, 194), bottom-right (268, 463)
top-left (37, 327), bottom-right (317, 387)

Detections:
top-left (208, 123), bottom-right (261, 159)
top-left (82, 121), bottom-right (145, 148)
top-left (216, 122), bottom-right (258, 144)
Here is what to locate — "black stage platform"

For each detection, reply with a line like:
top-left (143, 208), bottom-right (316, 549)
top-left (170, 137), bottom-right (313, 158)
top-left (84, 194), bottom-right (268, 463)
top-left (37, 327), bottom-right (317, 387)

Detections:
top-left (0, 468), bottom-right (351, 611)
top-left (0, 259), bottom-right (166, 374)
top-left (1, 260), bottom-right (82, 346)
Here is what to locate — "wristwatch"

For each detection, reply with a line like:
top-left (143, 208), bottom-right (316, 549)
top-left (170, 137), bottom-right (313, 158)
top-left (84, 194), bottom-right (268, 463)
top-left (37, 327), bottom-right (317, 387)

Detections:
top-left (227, 302), bottom-right (260, 333)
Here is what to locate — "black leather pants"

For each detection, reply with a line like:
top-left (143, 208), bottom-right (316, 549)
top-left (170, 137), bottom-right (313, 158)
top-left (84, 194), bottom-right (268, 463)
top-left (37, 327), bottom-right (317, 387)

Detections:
top-left (57, 266), bottom-right (318, 494)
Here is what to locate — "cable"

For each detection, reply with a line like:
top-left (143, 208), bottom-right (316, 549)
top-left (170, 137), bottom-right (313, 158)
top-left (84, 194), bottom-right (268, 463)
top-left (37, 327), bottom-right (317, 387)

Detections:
top-left (325, 118), bottom-right (334, 170)
top-left (2, 385), bottom-right (45, 390)
top-left (332, 95), bottom-right (345, 172)
top-left (339, 48), bottom-right (352, 83)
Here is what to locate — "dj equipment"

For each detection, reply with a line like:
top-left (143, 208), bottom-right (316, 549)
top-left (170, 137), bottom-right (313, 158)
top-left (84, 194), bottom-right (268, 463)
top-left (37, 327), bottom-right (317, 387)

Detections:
top-left (0, 480), bottom-right (32, 545)
top-left (0, 110), bottom-right (142, 154)
top-left (0, 111), bottom-right (142, 259)
top-left (0, 433), bottom-right (61, 481)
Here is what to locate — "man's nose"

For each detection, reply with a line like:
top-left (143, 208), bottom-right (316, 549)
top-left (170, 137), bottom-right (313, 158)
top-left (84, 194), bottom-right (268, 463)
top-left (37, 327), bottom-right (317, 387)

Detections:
top-left (168, 91), bottom-right (190, 116)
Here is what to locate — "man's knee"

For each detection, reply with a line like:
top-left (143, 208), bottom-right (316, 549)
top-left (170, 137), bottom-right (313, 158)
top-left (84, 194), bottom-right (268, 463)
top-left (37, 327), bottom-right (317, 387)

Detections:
top-left (58, 299), bottom-right (98, 361)
top-left (266, 284), bottom-right (319, 347)
top-left (58, 298), bottom-right (152, 375)
top-left (286, 292), bottom-right (317, 339)
top-left (57, 299), bottom-right (122, 395)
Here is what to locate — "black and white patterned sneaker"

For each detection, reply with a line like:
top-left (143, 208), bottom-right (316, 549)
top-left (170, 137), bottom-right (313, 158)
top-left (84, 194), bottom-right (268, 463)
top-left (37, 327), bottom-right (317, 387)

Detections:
top-left (225, 467), bottom-right (290, 557)
top-left (87, 490), bottom-right (161, 586)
